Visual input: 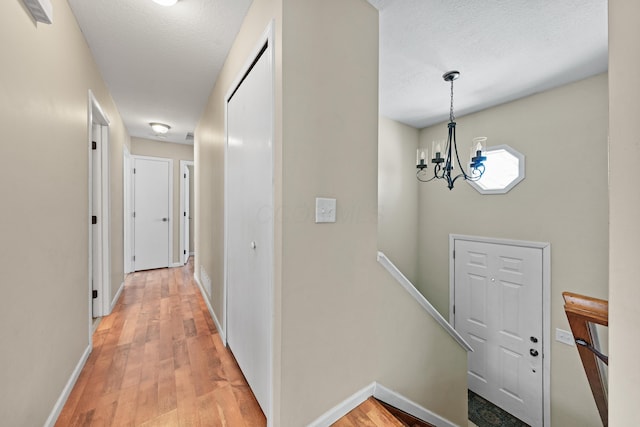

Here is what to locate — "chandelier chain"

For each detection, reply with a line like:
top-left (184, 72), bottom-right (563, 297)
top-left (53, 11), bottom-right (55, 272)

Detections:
top-left (449, 78), bottom-right (455, 122)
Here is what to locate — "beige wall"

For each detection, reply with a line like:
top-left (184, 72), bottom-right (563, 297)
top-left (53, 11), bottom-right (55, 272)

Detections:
top-left (378, 116), bottom-right (419, 283)
top-left (196, 0), bottom-right (467, 426)
top-left (0, 0), bottom-right (128, 425)
top-left (609, 0), bottom-right (640, 424)
top-left (131, 137), bottom-right (193, 265)
top-left (417, 74), bottom-right (609, 426)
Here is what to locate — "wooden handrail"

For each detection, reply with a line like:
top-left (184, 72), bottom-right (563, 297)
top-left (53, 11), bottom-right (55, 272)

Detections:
top-left (562, 292), bottom-right (608, 426)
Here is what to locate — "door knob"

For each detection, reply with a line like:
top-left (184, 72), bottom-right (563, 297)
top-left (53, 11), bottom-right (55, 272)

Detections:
top-left (250, 241), bottom-right (257, 249)
top-left (530, 349), bottom-right (539, 357)
top-left (162, 218), bottom-right (168, 222)
top-left (530, 336), bottom-right (538, 343)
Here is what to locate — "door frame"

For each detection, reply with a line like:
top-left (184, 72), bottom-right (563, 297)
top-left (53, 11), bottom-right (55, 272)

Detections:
top-left (87, 90), bottom-right (111, 329)
top-left (223, 21), bottom-right (275, 426)
top-left (132, 155), bottom-right (173, 271)
top-left (180, 160), bottom-right (194, 265)
top-left (449, 234), bottom-right (551, 426)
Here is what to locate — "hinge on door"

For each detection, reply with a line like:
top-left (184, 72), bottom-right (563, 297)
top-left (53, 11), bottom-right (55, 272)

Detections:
top-left (133, 212), bottom-right (136, 218)
top-left (453, 250), bottom-right (455, 259)
top-left (133, 168), bottom-right (136, 174)
top-left (92, 141), bottom-right (97, 150)
top-left (453, 305), bottom-right (455, 315)
top-left (133, 255), bottom-right (136, 261)
top-left (184, 250), bottom-right (186, 255)
top-left (184, 211), bottom-right (186, 217)
top-left (92, 290), bottom-right (98, 299)
top-left (184, 173), bottom-right (186, 179)
top-left (92, 215), bottom-right (97, 225)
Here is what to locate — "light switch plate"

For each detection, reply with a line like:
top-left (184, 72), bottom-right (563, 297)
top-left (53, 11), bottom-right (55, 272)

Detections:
top-left (556, 328), bottom-right (574, 346)
top-left (315, 197), bottom-right (336, 223)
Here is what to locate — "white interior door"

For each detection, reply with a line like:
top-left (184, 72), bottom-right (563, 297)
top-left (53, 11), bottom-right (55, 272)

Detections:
top-left (133, 157), bottom-right (171, 271)
top-left (226, 42), bottom-right (273, 418)
top-left (454, 239), bottom-right (543, 426)
top-left (91, 123), bottom-right (102, 317)
top-left (183, 164), bottom-right (190, 265)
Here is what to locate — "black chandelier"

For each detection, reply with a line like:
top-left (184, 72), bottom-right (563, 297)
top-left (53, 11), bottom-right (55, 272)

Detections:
top-left (416, 71), bottom-right (486, 190)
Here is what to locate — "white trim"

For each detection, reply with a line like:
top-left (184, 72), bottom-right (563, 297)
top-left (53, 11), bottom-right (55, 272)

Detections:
top-left (43, 345), bottom-right (91, 427)
top-left (306, 382), bottom-right (376, 427)
top-left (171, 262), bottom-right (183, 268)
top-left (194, 273), bottom-right (225, 342)
top-left (306, 382), bottom-right (460, 427)
top-left (189, 251), bottom-right (195, 256)
top-left (377, 251), bottom-right (472, 352)
top-left (180, 160), bottom-right (194, 266)
top-left (373, 383), bottom-right (459, 427)
top-left (131, 155), bottom-right (174, 270)
top-left (110, 281), bottom-right (125, 312)
top-left (223, 20), bottom-right (275, 427)
top-left (449, 234), bottom-right (551, 426)
top-left (467, 144), bottom-right (526, 195)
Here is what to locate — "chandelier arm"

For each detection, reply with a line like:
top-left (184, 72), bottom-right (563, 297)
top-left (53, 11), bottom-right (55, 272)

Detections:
top-left (416, 170), bottom-right (438, 183)
top-left (452, 125), bottom-right (469, 179)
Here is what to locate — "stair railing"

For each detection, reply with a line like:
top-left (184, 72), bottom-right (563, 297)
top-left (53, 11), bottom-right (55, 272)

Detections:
top-left (562, 292), bottom-right (608, 426)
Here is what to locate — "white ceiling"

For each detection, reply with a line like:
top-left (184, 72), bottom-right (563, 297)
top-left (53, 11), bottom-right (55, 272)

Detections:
top-left (68, 0), bottom-right (252, 144)
top-left (369, 0), bottom-right (608, 128)
top-left (68, 0), bottom-right (608, 144)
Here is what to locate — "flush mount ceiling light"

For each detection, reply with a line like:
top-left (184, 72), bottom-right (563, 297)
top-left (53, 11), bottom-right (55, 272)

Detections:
top-left (150, 122), bottom-right (171, 134)
top-left (415, 71), bottom-right (487, 190)
top-left (152, 0), bottom-right (178, 6)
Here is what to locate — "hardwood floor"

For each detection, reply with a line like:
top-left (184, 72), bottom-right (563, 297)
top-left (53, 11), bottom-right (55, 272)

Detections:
top-left (332, 398), bottom-right (405, 427)
top-left (55, 259), bottom-right (266, 427)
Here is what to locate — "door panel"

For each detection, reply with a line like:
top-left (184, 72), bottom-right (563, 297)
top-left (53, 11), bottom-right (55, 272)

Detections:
top-left (134, 157), bottom-right (170, 271)
top-left (226, 44), bottom-right (272, 417)
top-left (455, 240), bottom-right (543, 426)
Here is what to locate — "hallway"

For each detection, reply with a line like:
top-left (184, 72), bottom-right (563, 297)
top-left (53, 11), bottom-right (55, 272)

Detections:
top-left (55, 260), bottom-right (266, 426)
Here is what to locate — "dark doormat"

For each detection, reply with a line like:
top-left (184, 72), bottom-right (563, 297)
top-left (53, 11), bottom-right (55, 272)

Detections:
top-left (468, 390), bottom-right (530, 427)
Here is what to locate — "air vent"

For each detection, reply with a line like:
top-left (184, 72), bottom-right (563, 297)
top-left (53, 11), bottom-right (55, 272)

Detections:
top-left (23, 0), bottom-right (53, 24)
top-left (185, 132), bottom-right (194, 141)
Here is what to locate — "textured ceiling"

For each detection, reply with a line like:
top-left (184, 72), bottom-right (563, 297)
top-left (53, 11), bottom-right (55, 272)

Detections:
top-left (68, 0), bottom-right (252, 144)
top-left (69, 1), bottom-right (608, 143)
top-left (369, 0), bottom-right (608, 128)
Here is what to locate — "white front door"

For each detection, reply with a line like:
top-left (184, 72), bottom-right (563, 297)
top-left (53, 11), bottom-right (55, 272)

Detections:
top-left (226, 42), bottom-right (273, 418)
top-left (454, 239), bottom-right (543, 426)
top-left (133, 157), bottom-right (171, 271)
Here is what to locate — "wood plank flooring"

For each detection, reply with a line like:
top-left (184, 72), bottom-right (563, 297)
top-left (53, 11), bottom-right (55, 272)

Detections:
top-left (55, 259), bottom-right (266, 427)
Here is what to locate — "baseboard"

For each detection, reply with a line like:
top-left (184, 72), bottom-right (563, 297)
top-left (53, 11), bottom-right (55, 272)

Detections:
top-left (43, 344), bottom-right (91, 427)
top-left (189, 251), bottom-right (195, 256)
top-left (373, 383), bottom-right (460, 427)
top-left (110, 281), bottom-right (125, 312)
top-left (194, 273), bottom-right (225, 344)
top-left (307, 382), bottom-right (376, 427)
top-left (306, 382), bottom-right (460, 427)
top-left (171, 262), bottom-right (184, 268)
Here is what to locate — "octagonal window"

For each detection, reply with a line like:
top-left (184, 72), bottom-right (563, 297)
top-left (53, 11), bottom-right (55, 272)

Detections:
top-left (468, 144), bottom-right (525, 194)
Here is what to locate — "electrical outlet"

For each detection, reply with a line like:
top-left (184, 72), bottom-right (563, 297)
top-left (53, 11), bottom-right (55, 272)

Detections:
top-left (556, 328), bottom-right (575, 346)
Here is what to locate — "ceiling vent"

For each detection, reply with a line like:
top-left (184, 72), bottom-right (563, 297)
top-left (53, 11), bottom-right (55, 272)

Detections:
top-left (23, 0), bottom-right (53, 24)
top-left (185, 132), bottom-right (194, 141)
